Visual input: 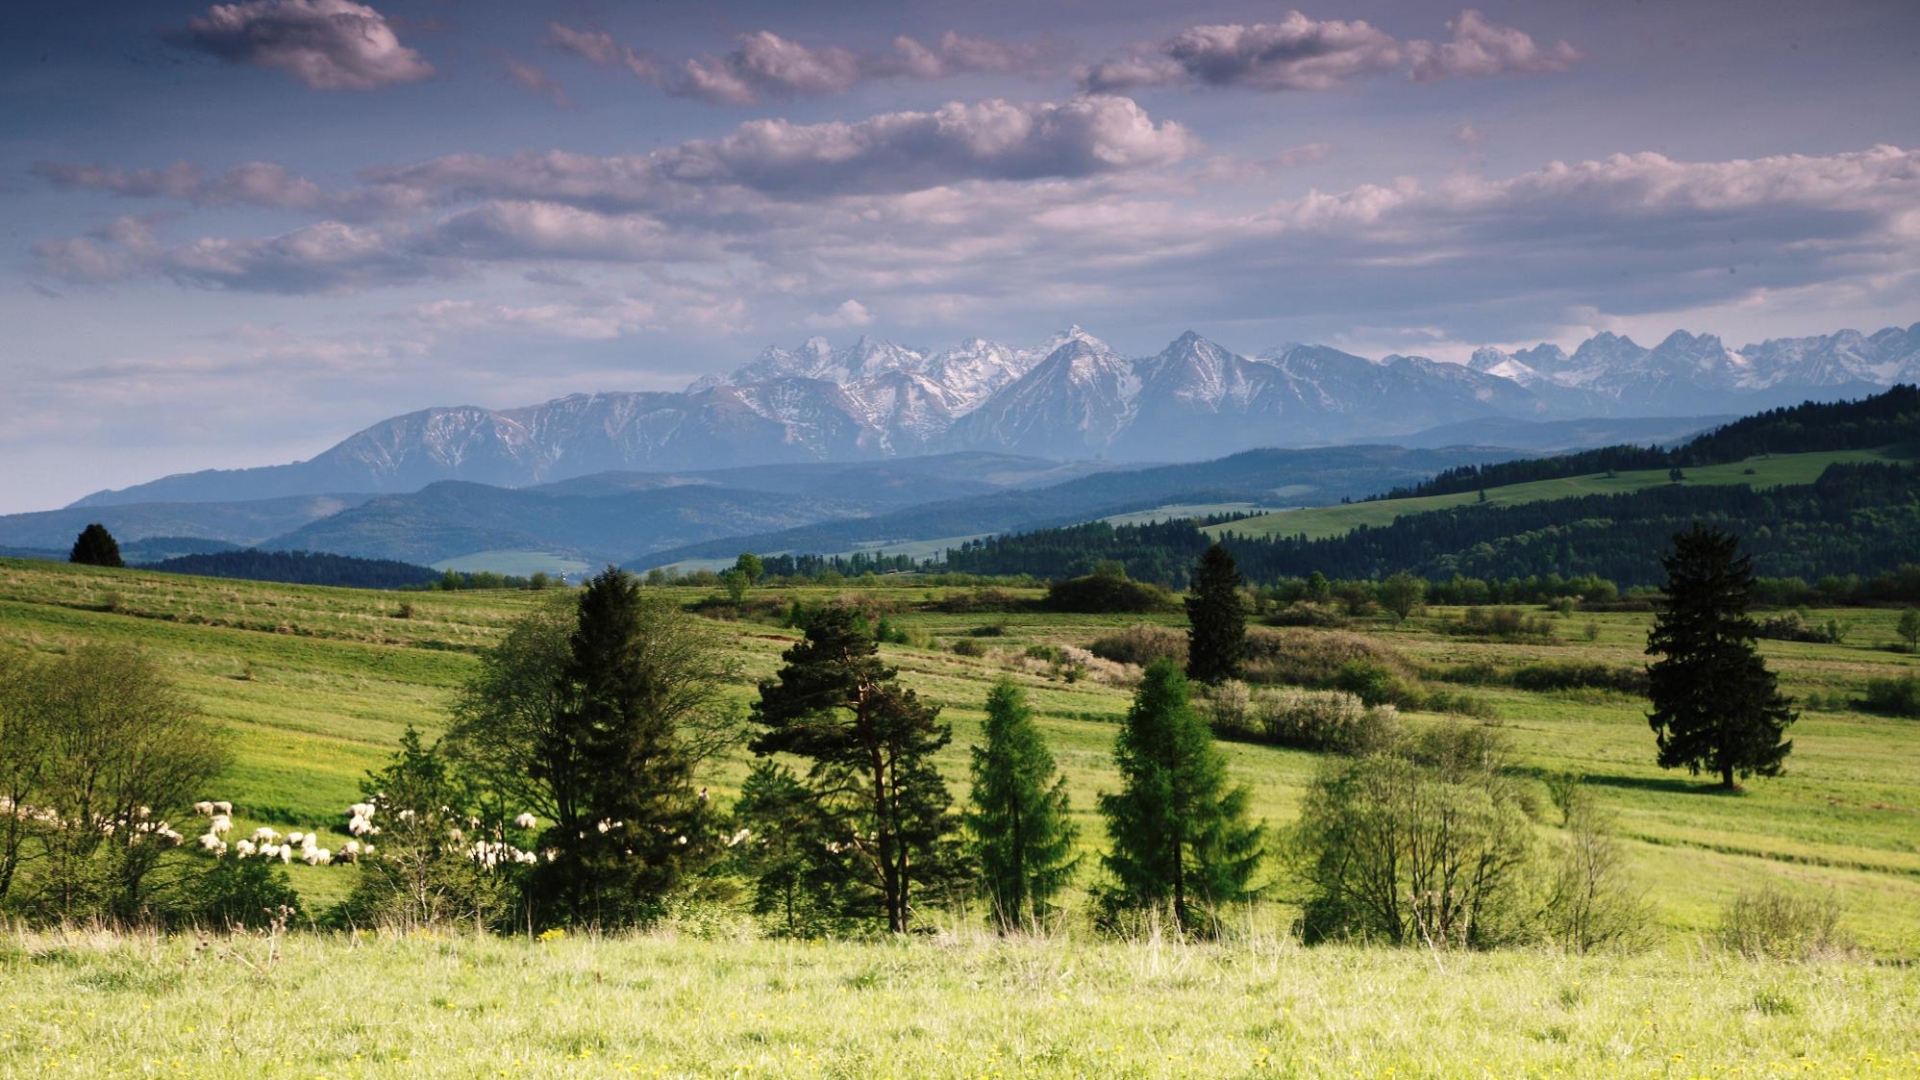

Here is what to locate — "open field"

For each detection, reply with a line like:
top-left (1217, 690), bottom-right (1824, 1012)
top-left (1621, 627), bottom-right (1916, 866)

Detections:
top-left (1207, 449), bottom-right (1899, 541)
top-left (2, 557), bottom-right (1918, 952)
top-left (2, 929), bottom-right (1916, 1080)
top-left (430, 550), bottom-right (593, 578)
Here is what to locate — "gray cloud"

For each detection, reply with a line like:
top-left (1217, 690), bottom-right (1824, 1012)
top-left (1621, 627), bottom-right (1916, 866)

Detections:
top-left (1082, 9), bottom-right (1577, 93)
top-left (1407, 9), bottom-right (1580, 83)
top-left (548, 26), bottom-right (1053, 104)
top-left (34, 159), bottom-right (431, 221)
top-left (175, 0), bottom-right (434, 90)
top-left (501, 57), bottom-right (571, 108)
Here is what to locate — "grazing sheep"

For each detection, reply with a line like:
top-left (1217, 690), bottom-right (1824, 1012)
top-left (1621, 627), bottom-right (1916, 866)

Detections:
top-left (193, 801), bottom-right (214, 816)
top-left (251, 827), bottom-right (280, 844)
top-left (199, 832), bottom-right (225, 851)
top-left (209, 814), bottom-right (232, 836)
top-left (514, 812), bottom-right (538, 830)
top-left (235, 839), bottom-right (256, 857)
top-left (287, 831), bottom-right (306, 846)
top-left (212, 801), bottom-right (232, 816)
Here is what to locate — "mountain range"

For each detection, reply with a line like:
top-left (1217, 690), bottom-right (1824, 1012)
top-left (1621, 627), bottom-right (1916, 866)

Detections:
top-left (69, 321), bottom-right (1920, 510)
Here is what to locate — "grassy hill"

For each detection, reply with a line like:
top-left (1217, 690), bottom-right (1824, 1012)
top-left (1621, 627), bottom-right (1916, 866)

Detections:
top-left (3, 556), bottom-right (1919, 955)
top-left (1207, 449), bottom-right (1897, 541)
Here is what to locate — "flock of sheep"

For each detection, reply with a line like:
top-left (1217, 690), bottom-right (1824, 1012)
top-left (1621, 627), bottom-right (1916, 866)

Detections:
top-left (189, 800), bottom-right (543, 869)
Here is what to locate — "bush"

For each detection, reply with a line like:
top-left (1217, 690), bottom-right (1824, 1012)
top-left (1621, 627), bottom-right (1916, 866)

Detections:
top-left (929, 589), bottom-right (1027, 614)
top-left (1240, 628), bottom-right (1413, 689)
top-left (1264, 601), bottom-right (1348, 628)
top-left (1718, 885), bottom-right (1850, 960)
top-left (1512, 661), bottom-right (1649, 696)
top-left (1856, 674), bottom-right (1920, 718)
top-left (181, 858), bottom-right (303, 930)
top-left (1332, 659), bottom-right (1407, 707)
top-left (968, 622), bottom-right (1008, 637)
top-left (1042, 572), bottom-right (1175, 614)
top-left (1445, 607), bottom-right (1558, 641)
top-left (1416, 687), bottom-right (1500, 719)
top-left (1246, 689), bottom-right (1398, 754)
top-left (950, 638), bottom-right (987, 658)
top-left (1086, 625), bottom-right (1188, 668)
top-left (1756, 611), bottom-right (1846, 644)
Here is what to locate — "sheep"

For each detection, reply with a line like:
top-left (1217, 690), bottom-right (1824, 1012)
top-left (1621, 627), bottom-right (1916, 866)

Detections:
top-left (302, 847), bottom-right (331, 866)
top-left (347, 802), bottom-right (374, 820)
top-left (347, 816), bottom-right (374, 837)
top-left (212, 801), bottom-right (232, 816)
top-left (251, 827), bottom-right (280, 844)
top-left (199, 832), bottom-right (225, 851)
top-left (235, 839), bottom-right (257, 857)
top-left (277, 845), bottom-right (292, 864)
top-left (287, 831), bottom-right (306, 846)
top-left (209, 814), bottom-right (232, 836)
top-left (514, 812), bottom-right (538, 830)
top-left (193, 801), bottom-right (214, 816)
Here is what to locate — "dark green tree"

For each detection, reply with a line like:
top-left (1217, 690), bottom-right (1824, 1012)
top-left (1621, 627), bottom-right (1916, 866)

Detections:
top-left (729, 760), bottom-right (848, 936)
top-left (1377, 572), bottom-right (1426, 622)
top-left (751, 606), bottom-right (960, 933)
top-left (1185, 542), bottom-right (1246, 685)
top-left (1646, 526), bottom-right (1796, 790)
top-left (536, 567), bottom-right (718, 924)
top-left (1897, 608), bottom-right (1920, 653)
top-left (964, 680), bottom-right (1078, 931)
top-left (1099, 659), bottom-right (1263, 935)
top-left (68, 524), bottom-right (124, 568)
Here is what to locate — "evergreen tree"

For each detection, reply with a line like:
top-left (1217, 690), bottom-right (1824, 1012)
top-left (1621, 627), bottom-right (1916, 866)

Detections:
top-left (964, 680), bottom-right (1078, 932)
top-left (1646, 526), bottom-right (1796, 790)
top-left (537, 567), bottom-right (716, 924)
top-left (1185, 542), bottom-right (1247, 684)
top-left (1099, 659), bottom-right (1263, 935)
top-left (68, 524), bottom-right (124, 568)
top-left (730, 760), bottom-right (847, 936)
top-left (751, 606), bottom-right (960, 933)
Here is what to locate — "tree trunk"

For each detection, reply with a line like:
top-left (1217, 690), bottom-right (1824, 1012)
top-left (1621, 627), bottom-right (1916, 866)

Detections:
top-left (1720, 765), bottom-right (1736, 790)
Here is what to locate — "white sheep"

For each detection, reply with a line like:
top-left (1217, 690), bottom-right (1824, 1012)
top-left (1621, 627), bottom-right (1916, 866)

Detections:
top-left (235, 839), bottom-right (257, 857)
top-left (287, 831), bottom-right (306, 846)
top-left (209, 814), bottom-right (232, 836)
top-left (348, 816), bottom-right (374, 837)
top-left (277, 845), bottom-right (292, 864)
top-left (303, 847), bottom-right (332, 866)
top-left (514, 812), bottom-right (538, 830)
top-left (199, 832), bottom-right (225, 851)
top-left (251, 827), bottom-right (280, 844)
top-left (212, 801), bottom-right (232, 816)
top-left (193, 801), bottom-right (214, 816)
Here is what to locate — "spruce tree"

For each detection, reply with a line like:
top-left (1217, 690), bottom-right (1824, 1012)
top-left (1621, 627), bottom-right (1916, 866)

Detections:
top-left (964, 680), bottom-right (1079, 932)
top-left (751, 606), bottom-right (959, 933)
top-left (1100, 659), bottom-right (1263, 935)
top-left (1646, 525), bottom-right (1796, 790)
top-left (538, 567), bottom-right (712, 924)
top-left (68, 524), bottom-right (124, 568)
top-left (1185, 542), bottom-right (1246, 685)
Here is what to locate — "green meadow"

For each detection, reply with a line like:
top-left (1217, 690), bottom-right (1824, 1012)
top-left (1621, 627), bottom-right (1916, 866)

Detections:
top-left (2, 556), bottom-right (1919, 1077)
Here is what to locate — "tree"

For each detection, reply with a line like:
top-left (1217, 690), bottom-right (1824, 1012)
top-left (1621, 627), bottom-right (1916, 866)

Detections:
top-left (733, 553), bottom-right (765, 585)
top-left (68, 524), bottom-right (124, 568)
top-left (964, 681), bottom-right (1078, 932)
top-left (1646, 525), bottom-right (1796, 790)
top-left (1377, 572), bottom-right (1426, 622)
top-left (721, 568), bottom-right (751, 604)
top-left (444, 594), bottom-right (577, 827)
top-left (1898, 608), bottom-right (1920, 653)
top-left (1099, 659), bottom-right (1263, 935)
top-left (536, 567), bottom-right (728, 924)
top-left (1185, 543), bottom-right (1246, 685)
top-left (0, 650), bottom-right (50, 904)
top-left (751, 605), bottom-right (961, 933)
top-left (729, 761), bottom-right (849, 936)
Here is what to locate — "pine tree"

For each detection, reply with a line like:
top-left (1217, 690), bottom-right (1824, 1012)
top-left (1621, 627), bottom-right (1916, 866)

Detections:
top-left (751, 606), bottom-right (959, 933)
top-left (1100, 659), bottom-right (1263, 935)
top-left (1647, 526), bottom-right (1796, 790)
top-left (964, 680), bottom-right (1078, 932)
top-left (537, 567), bottom-right (713, 924)
top-left (1185, 542), bottom-right (1246, 685)
top-left (68, 524), bottom-right (124, 568)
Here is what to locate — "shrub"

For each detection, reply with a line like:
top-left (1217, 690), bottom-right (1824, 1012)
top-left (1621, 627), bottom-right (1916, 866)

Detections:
top-left (1756, 611), bottom-right (1842, 644)
top-left (1024, 643), bottom-right (1065, 664)
top-left (950, 638), bottom-right (987, 658)
top-left (1332, 659), bottom-right (1406, 707)
top-left (968, 622), bottom-right (1008, 637)
top-left (1248, 689), bottom-right (1398, 754)
top-left (1856, 674), bottom-right (1920, 718)
top-left (1240, 628), bottom-right (1413, 689)
top-left (1542, 792), bottom-right (1651, 954)
top-left (1086, 625), bottom-right (1188, 668)
top-left (1446, 607), bottom-right (1558, 641)
top-left (1042, 572), bottom-right (1175, 614)
top-left (181, 858), bottom-right (303, 930)
top-left (1416, 687), bottom-right (1500, 719)
top-left (1718, 885), bottom-right (1851, 960)
top-left (1264, 601), bottom-right (1348, 628)
top-left (1201, 680), bottom-right (1253, 737)
top-left (1512, 661), bottom-right (1649, 696)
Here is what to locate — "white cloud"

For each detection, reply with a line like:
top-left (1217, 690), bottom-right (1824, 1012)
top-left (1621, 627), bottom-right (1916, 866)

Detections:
top-left (547, 24), bottom-right (655, 80)
top-left (176, 0), bottom-right (433, 90)
top-left (804, 299), bottom-right (875, 329)
top-left (34, 159), bottom-right (429, 221)
top-left (1407, 10), bottom-right (1581, 83)
top-left (501, 57), bottom-right (571, 108)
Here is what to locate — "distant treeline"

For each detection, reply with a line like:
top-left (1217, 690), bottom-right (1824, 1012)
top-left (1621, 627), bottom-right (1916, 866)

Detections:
top-left (1385, 384), bottom-right (1919, 499)
top-left (142, 549), bottom-right (565, 591)
top-left (945, 462), bottom-right (1920, 594)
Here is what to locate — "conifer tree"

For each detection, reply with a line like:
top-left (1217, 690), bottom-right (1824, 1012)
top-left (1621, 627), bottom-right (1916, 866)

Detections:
top-left (1100, 659), bottom-right (1263, 935)
top-left (751, 606), bottom-right (959, 933)
top-left (1185, 542), bottom-right (1246, 684)
top-left (68, 524), bottom-right (124, 568)
top-left (1647, 526), bottom-right (1796, 790)
top-left (538, 567), bottom-right (716, 924)
top-left (964, 680), bottom-right (1078, 932)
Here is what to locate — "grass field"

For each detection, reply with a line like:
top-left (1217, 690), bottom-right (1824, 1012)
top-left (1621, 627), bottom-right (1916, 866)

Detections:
top-left (430, 550), bottom-right (593, 577)
top-left (2, 929), bottom-right (1916, 1079)
top-left (1206, 449), bottom-right (1899, 541)
top-left (2, 556), bottom-right (1917, 954)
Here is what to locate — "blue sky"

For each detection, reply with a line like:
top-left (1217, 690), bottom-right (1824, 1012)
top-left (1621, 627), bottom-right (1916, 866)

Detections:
top-left (3, 0), bottom-right (1918, 511)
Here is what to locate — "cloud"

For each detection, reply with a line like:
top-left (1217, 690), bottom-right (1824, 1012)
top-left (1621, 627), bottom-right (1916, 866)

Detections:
top-left (175, 0), bottom-right (433, 90)
top-left (804, 299), bottom-right (875, 329)
top-left (1081, 9), bottom-right (1576, 92)
top-left (34, 159), bottom-right (429, 221)
top-left (1083, 12), bottom-right (1402, 92)
top-left (501, 57), bottom-right (571, 107)
top-left (1407, 10), bottom-right (1581, 83)
top-left (549, 26), bottom-right (1053, 104)
top-left (547, 23), bottom-right (655, 80)
top-left (1451, 122), bottom-right (1488, 147)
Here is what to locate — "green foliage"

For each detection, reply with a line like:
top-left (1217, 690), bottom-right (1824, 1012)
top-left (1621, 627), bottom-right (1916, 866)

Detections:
top-left (1043, 565), bottom-right (1177, 614)
top-left (443, 594), bottom-right (576, 826)
top-left (1542, 788), bottom-right (1650, 954)
top-left (1856, 674), bottom-right (1920, 718)
top-left (1184, 543), bottom-right (1247, 684)
top-left (1331, 659), bottom-right (1404, 708)
top-left (720, 568), bottom-right (751, 604)
top-left (964, 681), bottom-right (1078, 931)
top-left (68, 524), bottom-right (125, 568)
top-left (1898, 608), bottom-right (1920, 651)
top-left (179, 856), bottom-right (303, 930)
top-left (1719, 884), bottom-right (1851, 960)
top-left (1098, 661), bottom-right (1263, 936)
top-left (729, 761), bottom-right (847, 936)
top-left (1291, 724), bottom-right (1538, 948)
top-left (1087, 624), bottom-right (1187, 668)
top-left (1377, 572), bottom-right (1425, 622)
top-left (751, 606), bottom-right (962, 933)
top-left (732, 553), bottom-right (765, 585)
top-left (1647, 526), bottom-right (1797, 789)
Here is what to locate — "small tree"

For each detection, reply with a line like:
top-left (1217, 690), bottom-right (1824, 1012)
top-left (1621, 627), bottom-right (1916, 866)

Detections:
top-left (68, 524), bottom-right (124, 568)
top-left (1377, 572), bottom-right (1426, 622)
top-left (1646, 526), bottom-right (1795, 790)
top-left (1897, 608), bottom-right (1920, 653)
top-left (1100, 659), bottom-right (1263, 935)
top-left (730, 761), bottom-right (849, 936)
top-left (733, 553), bottom-right (765, 585)
top-left (1185, 543), bottom-right (1247, 685)
top-left (964, 681), bottom-right (1079, 932)
top-left (721, 568), bottom-right (751, 604)
top-left (751, 606), bottom-right (961, 933)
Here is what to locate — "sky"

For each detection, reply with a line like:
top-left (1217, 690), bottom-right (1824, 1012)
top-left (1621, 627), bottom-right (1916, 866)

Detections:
top-left (3, 0), bottom-right (1918, 513)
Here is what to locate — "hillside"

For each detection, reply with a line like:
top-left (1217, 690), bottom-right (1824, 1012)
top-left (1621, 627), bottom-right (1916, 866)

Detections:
top-left (3, 558), bottom-right (1919, 952)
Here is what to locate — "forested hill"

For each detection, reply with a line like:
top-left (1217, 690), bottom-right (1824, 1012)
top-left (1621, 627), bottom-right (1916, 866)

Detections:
top-left (945, 461), bottom-right (1920, 588)
top-left (141, 549), bottom-right (443, 589)
top-left (1389, 384), bottom-right (1919, 500)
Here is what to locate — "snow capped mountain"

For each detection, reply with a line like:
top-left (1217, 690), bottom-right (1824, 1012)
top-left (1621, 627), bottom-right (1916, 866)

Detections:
top-left (71, 319), bottom-right (1919, 508)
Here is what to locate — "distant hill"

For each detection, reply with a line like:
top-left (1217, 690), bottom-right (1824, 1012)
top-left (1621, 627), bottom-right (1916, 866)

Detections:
top-left (142, 549), bottom-right (443, 589)
top-left (0, 494), bottom-right (375, 551)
